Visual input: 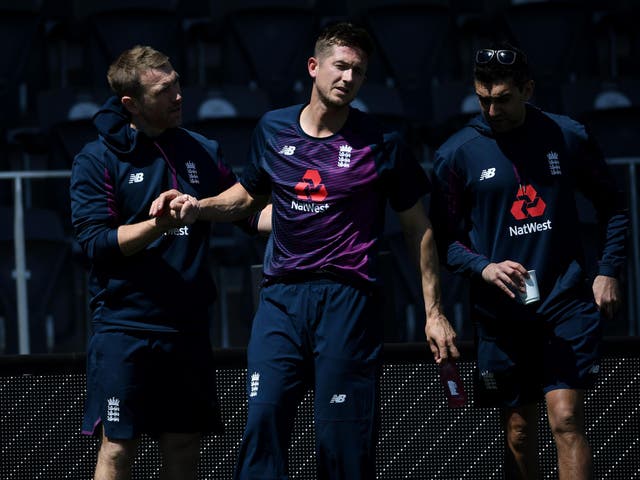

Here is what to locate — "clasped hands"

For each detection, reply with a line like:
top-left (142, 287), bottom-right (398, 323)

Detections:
top-left (149, 189), bottom-right (200, 224)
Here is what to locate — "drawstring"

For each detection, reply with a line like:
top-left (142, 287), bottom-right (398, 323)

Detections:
top-left (153, 141), bottom-right (178, 190)
top-left (511, 164), bottom-right (526, 196)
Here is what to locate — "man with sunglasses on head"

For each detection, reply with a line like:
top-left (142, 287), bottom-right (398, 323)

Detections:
top-left (431, 42), bottom-right (628, 479)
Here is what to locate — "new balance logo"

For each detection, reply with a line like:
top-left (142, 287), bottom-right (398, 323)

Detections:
top-left (128, 172), bottom-right (144, 184)
top-left (479, 168), bottom-right (496, 181)
top-left (279, 145), bottom-right (296, 156)
top-left (330, 394), bottom-right (347, 404)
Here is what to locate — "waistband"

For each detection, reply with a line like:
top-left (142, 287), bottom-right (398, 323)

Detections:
top-left (262, 269), bottom-right (378, 294)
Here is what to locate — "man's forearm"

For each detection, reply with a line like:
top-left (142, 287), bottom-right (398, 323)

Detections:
top-left (198, 183), bottom-right (265, 222)
top-left (117, 217), bottom-right (173, 256)
top-left (420, 225), bottom-right (445, 319)
top-left (398, 202), bottom-right (445, 318)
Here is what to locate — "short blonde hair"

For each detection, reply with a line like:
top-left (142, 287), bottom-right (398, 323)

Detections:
top-left (107, 45), bottom-right (172, 99)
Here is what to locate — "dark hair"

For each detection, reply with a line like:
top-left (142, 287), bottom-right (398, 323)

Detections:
top-left (314, 22), bottom-right (374, 59)
top-left (473, 42), bottom-right (532, 89)
top-left (107, 45), bottom-right (172, 99)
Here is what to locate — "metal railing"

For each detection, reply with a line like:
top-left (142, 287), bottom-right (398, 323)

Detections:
top-left (0, 170), bottom-right (71, 354)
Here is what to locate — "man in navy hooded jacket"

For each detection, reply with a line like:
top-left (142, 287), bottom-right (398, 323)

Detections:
top-left (70, 45), bottom-right (265, 480)
top-left (432, 43), bottom-right (628, 479)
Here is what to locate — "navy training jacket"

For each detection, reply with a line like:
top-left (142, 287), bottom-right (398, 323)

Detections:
top-left (70, 96), bottom-right (237, 333)
top-left (432, 104), bottom-right (628, 315)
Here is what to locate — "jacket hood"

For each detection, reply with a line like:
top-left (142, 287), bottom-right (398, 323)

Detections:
top-left (467, 112), bottom-right (493, 137)
top-left (93, 96), bottom-right (139, 155)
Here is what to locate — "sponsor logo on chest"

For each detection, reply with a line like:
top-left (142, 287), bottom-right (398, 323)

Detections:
top-left (291, 169), bottom-right (330, 214)
top-left (508, 184), bottom-right (553, 237)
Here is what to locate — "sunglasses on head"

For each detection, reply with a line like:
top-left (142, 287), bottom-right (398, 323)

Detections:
top-left (475, 49), bottom-right (525, 65)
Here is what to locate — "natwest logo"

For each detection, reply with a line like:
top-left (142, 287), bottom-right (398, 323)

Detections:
top-left (510, 184), bottom-right (546, 220)
top-left (295, 169), bottom-right (328, 202)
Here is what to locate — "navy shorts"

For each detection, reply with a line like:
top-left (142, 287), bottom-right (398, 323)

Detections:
top-left (234, 279), bottom-right (384, 479)
top-left (82, 330), bottom-right (223, 439)
top-left (474, 296), bottom-right (603, 408)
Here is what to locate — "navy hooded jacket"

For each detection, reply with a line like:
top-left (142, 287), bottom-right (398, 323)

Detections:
top-left (70, 96), bottom-right (237, 333)
top-left (432, 104), bottom-right (628, 315)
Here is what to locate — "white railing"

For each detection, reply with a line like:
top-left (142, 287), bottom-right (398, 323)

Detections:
top-left (0, 170), bottom-right (71, 354)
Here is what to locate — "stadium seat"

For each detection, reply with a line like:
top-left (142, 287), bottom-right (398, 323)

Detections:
top-left (502, 0), bottom-right (599, 112)
top-left (181, 84), bottom-right (269, 171)
top-left (430, 80), bottom-right (479, 127)
top-left (211, 0), bottom-right (318, 108)
top-left (71, 0), bottom-right (184, 88)
top-left (351, 82), bottom-right (412, 137)
top-left (187, 116), bottom-right (262, 173)
top-left (0, 207), bottom-right (80, 353)
top-left (580, 106), bottom-right (640, 159)
top-left (592, 4), bottom-right (640, 81)
top-left (424, 80), bottom-right (479, 163)
top-left (347, 0), bottom-right (454, 123)
top-left (562, 77), bottom-right (640, 119)
top-left (0, 1), bottom-right (47, 130)
top-left (450, 9), bottom-right (512, 83)
top-left (32, 87), bottom-right (104, 232)
top-left (181, 84), bottom-right (270, 122)
top-left (37, 87), bottom-right (104, 133)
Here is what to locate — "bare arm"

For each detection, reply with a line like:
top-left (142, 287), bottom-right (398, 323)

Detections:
top-left (117, 214), bottom-right (185, 256)
top-left (196, 183), bottom-right (268, 221)
top-left (398, 202), bottom-right (459, 363)
top-left (149, 183), bottom-right (269, 224)
top-left (256, 204), bottom-right (272, 235)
